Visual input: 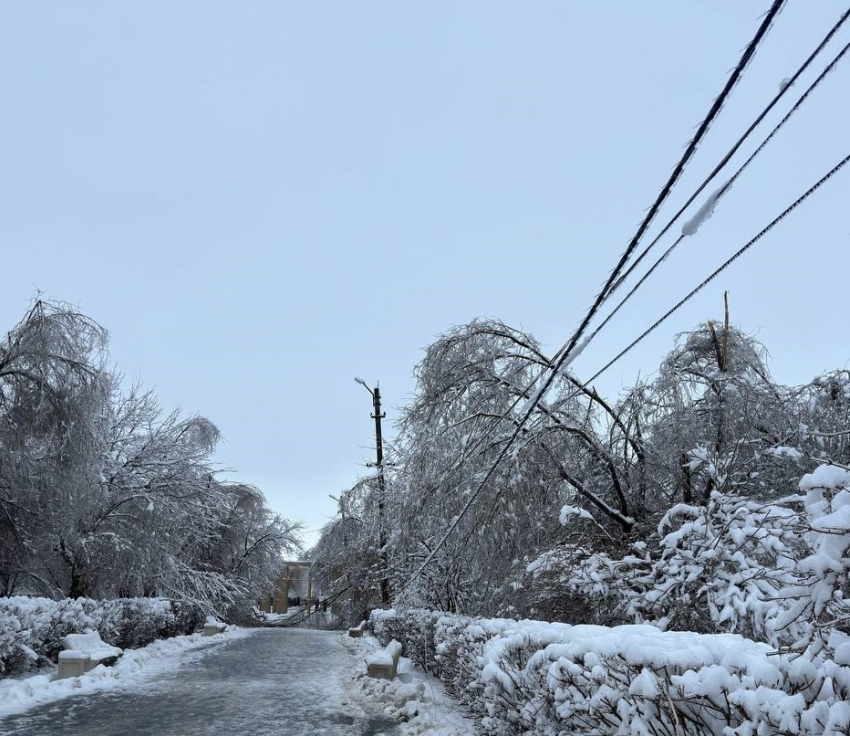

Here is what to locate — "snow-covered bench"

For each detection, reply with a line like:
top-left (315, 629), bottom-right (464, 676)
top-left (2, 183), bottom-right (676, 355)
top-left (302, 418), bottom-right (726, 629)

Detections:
top-left (348, 621), bottom-right (367, 638)
top-left (57, 632), bottom-right (123, 679)
top-left (202, 616), bottom-right (227, 636)
top-left (366, 639), bottom-right (402, 680)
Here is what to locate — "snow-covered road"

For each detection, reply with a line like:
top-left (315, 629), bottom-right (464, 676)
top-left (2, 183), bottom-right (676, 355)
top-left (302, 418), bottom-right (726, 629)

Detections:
top-left (0, 629), bottom-right (398, 736)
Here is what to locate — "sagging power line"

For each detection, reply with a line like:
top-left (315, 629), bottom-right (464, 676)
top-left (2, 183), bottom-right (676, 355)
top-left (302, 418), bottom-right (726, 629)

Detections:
top-left (584, 151), bottom-right (850, 390)
top-left (585, 6), bottom-right (850, 348)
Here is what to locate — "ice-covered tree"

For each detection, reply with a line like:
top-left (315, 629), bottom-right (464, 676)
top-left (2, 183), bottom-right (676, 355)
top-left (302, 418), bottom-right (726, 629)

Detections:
top-left (381, 319), bottom-right (642, 614)
top-left (0, 299), bottom-right (111, 596)
top-left (0, 299), bottom-right (302, 610)
top-left (311, 476), bottom-right (388, 623)
top-left (639, 319), bottom-right (794, 510)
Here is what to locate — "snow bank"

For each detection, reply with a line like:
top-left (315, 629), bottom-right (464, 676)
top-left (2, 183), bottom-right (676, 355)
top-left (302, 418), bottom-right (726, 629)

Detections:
top-left (0, 627), bottom-right (249, 719)
top-left (342, 629), bottom-right (477, 736)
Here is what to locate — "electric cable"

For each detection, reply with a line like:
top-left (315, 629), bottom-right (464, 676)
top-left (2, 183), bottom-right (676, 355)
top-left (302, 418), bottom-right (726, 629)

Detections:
top-left (549, 0), bottom-right (788, 372)
top-left (582, 32), bottom-right (850, 358)
top-left (584, 152), bottom-right (850, 392)
top-left (603, 5), bottom-right (850, 304)
top-left (431, 1), bottom-right (796, 486)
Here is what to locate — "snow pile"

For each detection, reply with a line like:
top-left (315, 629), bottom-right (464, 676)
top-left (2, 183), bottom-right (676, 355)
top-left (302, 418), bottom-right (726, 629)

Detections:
top-left (343, 630), bottom-right (477, 736)
top-left (372, 607), bottom-right (850, 736)
top-left (0, 597), bottom-right (204, 677)
top-left (0, 627), bottom-right (246, 719)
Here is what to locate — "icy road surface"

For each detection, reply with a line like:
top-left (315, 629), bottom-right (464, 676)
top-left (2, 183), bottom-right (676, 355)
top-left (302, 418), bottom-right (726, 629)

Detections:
top-left (0, 628), bottom-right (397, 736)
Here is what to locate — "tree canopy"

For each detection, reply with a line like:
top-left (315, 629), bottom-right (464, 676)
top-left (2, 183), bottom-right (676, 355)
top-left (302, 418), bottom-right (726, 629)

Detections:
top-left (0, 299), bottom-right (301, 612)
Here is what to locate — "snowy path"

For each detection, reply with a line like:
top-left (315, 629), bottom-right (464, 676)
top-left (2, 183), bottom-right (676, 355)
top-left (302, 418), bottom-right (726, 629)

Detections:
top-left (0, 629), bottom-right (397, 736)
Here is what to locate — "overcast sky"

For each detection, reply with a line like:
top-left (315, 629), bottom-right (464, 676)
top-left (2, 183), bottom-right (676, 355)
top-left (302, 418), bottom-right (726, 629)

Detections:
top-left (2, 2), bottom-right (848, 548)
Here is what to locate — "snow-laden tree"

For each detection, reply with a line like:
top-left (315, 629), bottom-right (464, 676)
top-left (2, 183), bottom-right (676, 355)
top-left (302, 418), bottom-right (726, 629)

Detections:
top-left (71, 385), bottom-right (301, 608)
top-left (311, 476), bottom-right (388, 623)
top-left (514, 319), bottom-right (814, 626)
top-left (381, 319), bottom-right (644, 614)
top-left (191, 482), bottom-right (302, 605)
top-left (0, 299), bottom-right (301, 610)
top-left (637, 319), bottom-right (795, 511)
top-left (317, 312), bottom-right (850, 643)
top-left (0, 300), bottom-right (111, 596)
top-left (792, 371), bottom-right (850, 468)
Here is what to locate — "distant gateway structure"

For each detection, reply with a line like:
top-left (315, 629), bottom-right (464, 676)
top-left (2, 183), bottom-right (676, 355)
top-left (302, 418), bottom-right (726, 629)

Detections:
top-left (259, 561), bottom-right (313, 614)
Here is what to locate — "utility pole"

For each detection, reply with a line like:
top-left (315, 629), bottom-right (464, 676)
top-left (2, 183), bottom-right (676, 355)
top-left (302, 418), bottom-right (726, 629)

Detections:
top-left (355, 378), bottom-right (391, 606)
top-left (371, 386), bottom-right (390, 606)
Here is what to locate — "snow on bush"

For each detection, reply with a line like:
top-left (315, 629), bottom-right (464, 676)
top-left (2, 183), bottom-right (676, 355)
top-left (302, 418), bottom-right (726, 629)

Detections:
top-left (0, 597), bottom-right (204, 677)
top-left (0, 608), bottom-right (35, 675)
top-left (526, 490), bottom-right (805, 645)
top-left (373, 609), bottom-right (850, 736)
top-left (366, 467), bottom-right (850, 734)
top-left (632, 491), bottom-right (803, 642)
top-left (776, 465), bottom-right (850, 648)
top-left (370, 608), bottom-right (444, 676)
top-left (0, 598), bottom-right (99, 669)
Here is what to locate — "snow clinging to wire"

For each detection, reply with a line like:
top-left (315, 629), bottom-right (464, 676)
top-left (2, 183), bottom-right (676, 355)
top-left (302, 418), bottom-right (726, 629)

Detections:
top-left (681, 179), bottom-right (733, 237)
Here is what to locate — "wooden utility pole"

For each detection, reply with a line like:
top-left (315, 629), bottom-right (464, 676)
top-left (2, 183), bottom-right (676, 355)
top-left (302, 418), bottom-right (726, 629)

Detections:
top-left (370, 386), bottom-right (391, 606)
top-left (356, 379), bottom-right (391, 606)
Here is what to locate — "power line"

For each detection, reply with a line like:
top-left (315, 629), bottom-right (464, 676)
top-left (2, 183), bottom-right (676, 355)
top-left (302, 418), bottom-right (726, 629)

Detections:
top-left (604, 5), bottom-right (850, 304)
top-left (549, 0), bottom-right (788, 370)
top-left (582, 28), bottom-right (850, 357)
top-left (584, 152), bottom-right (850, 390)
top-left (458, 1), bottom-right (795, 463)
top-left (415, 4), bottom-right (798, 484)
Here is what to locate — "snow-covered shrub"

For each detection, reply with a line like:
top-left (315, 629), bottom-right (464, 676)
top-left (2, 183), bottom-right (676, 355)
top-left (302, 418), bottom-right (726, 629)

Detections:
top-left (166, 599), bottom-right (206, 639)
top-left (433, 613), bottom-right (528, 708)
top-left (0, 597), bottom-right (98, 666)
top-left (0, 596), bottom-right (204, 678)
top-left (90, 598), bottom-right (203, 649)
top-left (775, 464), bottom-right (850, 657)
top-left (437, 616), bottom-right (568, 734)
top-left (106, 599), bottom-right (169, 649)
top-left (630, 491), bottom-right (803, 642)
top-left (488, 623), bottom-right (788, 736)
top-left (524, 491), bottom-right (805, 646)
top-left (0, 608), bottom-right (36, 675)
top-left (524, 542), bottom-right (646, 626)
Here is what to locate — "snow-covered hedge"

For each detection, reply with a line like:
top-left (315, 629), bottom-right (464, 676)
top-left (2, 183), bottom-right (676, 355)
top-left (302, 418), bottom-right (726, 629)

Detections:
top-left (0, 597), bottom-right (204, 677)
top-left (775, 464), bottom-right (850, 653)
top-left (371, 609), bottom-right (850, 736)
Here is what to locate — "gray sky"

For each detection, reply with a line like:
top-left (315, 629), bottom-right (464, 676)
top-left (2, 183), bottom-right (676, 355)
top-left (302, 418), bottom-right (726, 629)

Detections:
top-left (2, 2), bottom-right (848, 547)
